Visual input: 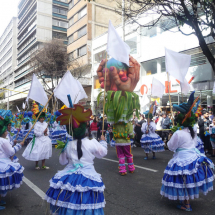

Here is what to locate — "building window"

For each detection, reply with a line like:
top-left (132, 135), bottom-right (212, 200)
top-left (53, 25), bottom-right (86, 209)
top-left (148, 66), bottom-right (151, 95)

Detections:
top-left (69, 0), bottom-right (74, 9)
top-left (53, 6), bottom-right (67, 16)
top-left (53, 19), bottom-right (68, 28)
top-left (69, 52), bottom-right (74, 61)
top-left (78, 7), bottom-right (87, 19)
top-left (78, 45), bottom-right (87, 57)
top-left (69, 16), bottom-right (74, 26)
top-left (68, 34), bottom-right (74, 44)
top-left (141, 59), bottom-right (158, 75)
top-left (125, 37), bottom-right (137, 54)
top-left (53, 32), bottom-right (67, 40)
top-left (78, 26), bottom-right (87, 38)
top-left (94, 50), bottom-right (106, 64)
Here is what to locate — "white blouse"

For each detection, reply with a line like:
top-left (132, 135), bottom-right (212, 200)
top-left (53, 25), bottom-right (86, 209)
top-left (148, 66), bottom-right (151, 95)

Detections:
top-left (167, 129), bottom-right (196, 152)
top-left (141, 122), bottom-right (157, 134)
top-left (0, 137), bottom-right (22, 159)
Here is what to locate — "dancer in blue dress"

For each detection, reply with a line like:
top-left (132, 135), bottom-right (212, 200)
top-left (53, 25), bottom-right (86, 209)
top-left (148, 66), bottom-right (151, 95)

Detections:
top-left (0, 118), bottom-right (24, 210)
top-left (140, 111), bottom-right (165, 159)
top-left (45, 106), bottom-right (107, 215)
top-left (160, 92), bottom-right (214, 211)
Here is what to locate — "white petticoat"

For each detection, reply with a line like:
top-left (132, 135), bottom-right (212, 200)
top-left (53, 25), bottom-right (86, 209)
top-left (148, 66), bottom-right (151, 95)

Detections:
top-left (22, 136), bottom-right (52, 161)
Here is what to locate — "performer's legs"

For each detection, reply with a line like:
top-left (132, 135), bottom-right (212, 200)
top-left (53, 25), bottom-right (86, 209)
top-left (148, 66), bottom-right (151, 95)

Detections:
top-left (116, 146), bottom-right (127, 175)
top-left (123, 145), bottom-right (135, 173)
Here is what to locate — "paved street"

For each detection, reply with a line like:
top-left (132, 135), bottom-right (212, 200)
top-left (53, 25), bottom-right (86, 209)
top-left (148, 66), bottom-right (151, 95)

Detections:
top-left (3, 145), bottom-right (215, 215)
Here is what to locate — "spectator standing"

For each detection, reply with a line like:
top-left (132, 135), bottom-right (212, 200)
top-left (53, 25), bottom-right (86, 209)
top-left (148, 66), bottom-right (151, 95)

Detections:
top-left (90, 118), bottom-right (98, 139)
top-left (97, 117), bottom-right (108, 141)
top-left (209, 118), bottom-right (215, 157)
top-left (156, 114), bottom-right (163, 137)
top-left (134, 115), bottom-right (146, 147)
top-left (161, 113), bottom-right (170, 143)
top-left (198, 111), bottom-right (211, 154)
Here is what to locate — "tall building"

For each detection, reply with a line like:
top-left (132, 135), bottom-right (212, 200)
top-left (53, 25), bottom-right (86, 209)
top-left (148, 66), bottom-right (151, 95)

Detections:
top-left (67, 0), bottom-right (121, 108)
top-left (11, 0), bottom-right (68, 108)
top-left (0, 17), bottom-right (18, 108)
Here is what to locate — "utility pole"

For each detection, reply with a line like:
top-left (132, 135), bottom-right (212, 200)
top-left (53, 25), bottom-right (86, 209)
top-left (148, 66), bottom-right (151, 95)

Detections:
top-left (122, 0), bottom-right (125, 41)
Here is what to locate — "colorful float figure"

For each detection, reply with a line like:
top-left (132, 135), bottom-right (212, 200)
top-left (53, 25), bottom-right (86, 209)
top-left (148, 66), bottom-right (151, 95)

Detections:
top-left (97, 56), bottom-right (140, 175)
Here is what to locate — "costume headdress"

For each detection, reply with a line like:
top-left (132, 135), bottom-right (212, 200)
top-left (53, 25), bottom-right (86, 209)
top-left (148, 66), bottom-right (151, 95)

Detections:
top-left (0, 120), bottom-right (7, 136)
top-left (172, 91), bottom-right (200, 128)
top-left (143, 111), bottom-right (153, 119)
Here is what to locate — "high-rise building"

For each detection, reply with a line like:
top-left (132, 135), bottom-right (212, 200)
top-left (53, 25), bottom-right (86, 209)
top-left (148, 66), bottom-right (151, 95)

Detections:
top-left (67, 0), bottom-right (121, 108)
top-left (11, 0), bottom-right (68, 108)
top-left (0, 17), bottom-right (18, 109)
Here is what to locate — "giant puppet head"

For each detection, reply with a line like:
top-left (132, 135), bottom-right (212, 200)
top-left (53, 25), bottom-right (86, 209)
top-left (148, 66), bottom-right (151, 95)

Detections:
top-left (97, 57), bottom-right (140, 93)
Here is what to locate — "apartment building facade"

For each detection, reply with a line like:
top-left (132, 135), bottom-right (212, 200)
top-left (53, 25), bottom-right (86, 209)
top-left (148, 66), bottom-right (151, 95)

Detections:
top-left (10, 0), bottom-right (68, 107)
top-left (67, 0), bottom-right (121, 108)
top-left (0, 17), bottom-right (18, 108)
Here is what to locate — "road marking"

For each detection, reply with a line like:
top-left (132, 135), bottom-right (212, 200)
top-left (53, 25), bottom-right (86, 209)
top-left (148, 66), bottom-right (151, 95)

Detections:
top-left (102, 158), bottom-right (158, 172)
top-left (23, 176), bottom-right (46, 199)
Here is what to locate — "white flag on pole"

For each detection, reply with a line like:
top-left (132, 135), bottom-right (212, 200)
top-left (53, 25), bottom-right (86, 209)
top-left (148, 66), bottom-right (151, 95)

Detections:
top-left (181, 79), bottom-right (190, 95)
top-left (16, 106), bottom-right (20, 113)
top-left (22, 102), bottom-right (26, 110)
top-left (106, 20), bottom-right (130, 66)
top-left (165, 48), bottom-right (191, 83)
top-left (26, 74), bottom-right (48, 106)
top-left (54, 71), bottom-right (88, 107)
top-left (151, 77), bottom-right (165, 98)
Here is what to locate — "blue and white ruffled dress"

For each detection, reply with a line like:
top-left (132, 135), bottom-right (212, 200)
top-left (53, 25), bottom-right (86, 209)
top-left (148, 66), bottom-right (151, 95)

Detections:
top-left (45, 138), bottom-right (107, 215)
top-left (0, 139), bottom-right (24, 197)
top-left (196, 136), bottom-right (205, 154)
top-left (140, 122), bottom-right (165, 153)
top-left (51, 124), bottom-right (67, 145)
top-left (161, 129), bottom-right (214, 200)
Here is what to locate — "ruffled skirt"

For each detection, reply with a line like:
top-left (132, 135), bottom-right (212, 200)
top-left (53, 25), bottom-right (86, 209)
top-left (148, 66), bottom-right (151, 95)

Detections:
top-left (0, 159), bottom-right (24, 197)
top-left (22, 136), bottom-right (52, 161)
top-left (51, 130), bottom-right (67, 145)
top-left (45, 171), bottom-right (105, 215)
top-left (140, 134), bottom-right (165, 153)
top-left (160, 150), bottom-right (214, 200)
top-left (196, 136), bottom-right (205, 154)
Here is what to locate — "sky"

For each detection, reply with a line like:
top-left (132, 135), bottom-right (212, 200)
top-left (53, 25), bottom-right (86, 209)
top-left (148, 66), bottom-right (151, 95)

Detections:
top-left (0, 0), bottom-right (18, 36)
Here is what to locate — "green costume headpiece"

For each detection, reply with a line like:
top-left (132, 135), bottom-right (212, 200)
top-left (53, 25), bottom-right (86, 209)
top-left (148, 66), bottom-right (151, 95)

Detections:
top-left (35, 112), bottom-right (46, 120)
top-left (0, 120), bottom-right (7, 136)
top-left (4, 116), bottom-right (11, 126)
top-left (73, 123), bottom-right (87, 139)
top-left (143, 111), bottom-right (153, 119)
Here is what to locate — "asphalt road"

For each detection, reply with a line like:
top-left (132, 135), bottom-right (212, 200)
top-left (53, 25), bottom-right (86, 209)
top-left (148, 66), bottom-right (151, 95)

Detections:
top-left (2, 145), bottom-right (215, 215)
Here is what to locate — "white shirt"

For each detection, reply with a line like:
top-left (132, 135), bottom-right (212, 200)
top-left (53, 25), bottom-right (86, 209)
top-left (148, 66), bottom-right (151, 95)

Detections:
top-left (0, 137), bottom-right (22, 159)
top-left (167, 129), bottom-right (196, 152)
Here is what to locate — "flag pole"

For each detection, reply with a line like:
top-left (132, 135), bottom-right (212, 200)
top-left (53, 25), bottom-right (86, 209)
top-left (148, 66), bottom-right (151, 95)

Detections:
top-left (167, 73), bottom-right (175, 126)
top-left (22, 92), bottom-right (54, 143)
top-left (102, 52), bottom-right (108, 137)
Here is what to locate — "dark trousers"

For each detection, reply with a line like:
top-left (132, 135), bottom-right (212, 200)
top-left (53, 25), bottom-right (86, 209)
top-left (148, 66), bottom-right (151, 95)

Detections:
top-left (200, 134), bottom-right (212, 151)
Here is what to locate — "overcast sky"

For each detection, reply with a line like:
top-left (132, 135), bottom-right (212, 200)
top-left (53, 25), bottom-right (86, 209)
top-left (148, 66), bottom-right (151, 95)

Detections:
top-left (0, 0), bottom-right (18, 36)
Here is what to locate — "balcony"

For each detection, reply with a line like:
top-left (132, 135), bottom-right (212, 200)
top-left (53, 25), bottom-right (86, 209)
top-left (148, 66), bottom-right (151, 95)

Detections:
top-left (18, 25), bottom-right (36, 47)
top-left (18, 0), bottom-right (36, 24)
top-left (18, 7), bottom-right (36, 29)
top-left (53, 0), bottom-right (69, 7)
top-left (18, 37), bottom-right (37, 57)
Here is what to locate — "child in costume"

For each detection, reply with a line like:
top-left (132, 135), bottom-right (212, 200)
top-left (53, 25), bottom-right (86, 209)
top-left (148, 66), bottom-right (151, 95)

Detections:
top-left (160, 92), bottom-right (214, 211)
top-left (140, 111), bottom-right (165, 160)
top-left (0, 118), bottom-right (24, 210)
top-left (5, 118), bottom-right (19, 163)
top-left (45, 105), bottom-right (107, 215)
top-left (22, 112), bottom-right (52, 169)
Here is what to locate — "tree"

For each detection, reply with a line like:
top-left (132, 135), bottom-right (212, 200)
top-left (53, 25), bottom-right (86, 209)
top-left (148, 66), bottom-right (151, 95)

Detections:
top-left (29, 39), bottom-right (69, 96)
top-left (117, 0), bottom-right (215, 73)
